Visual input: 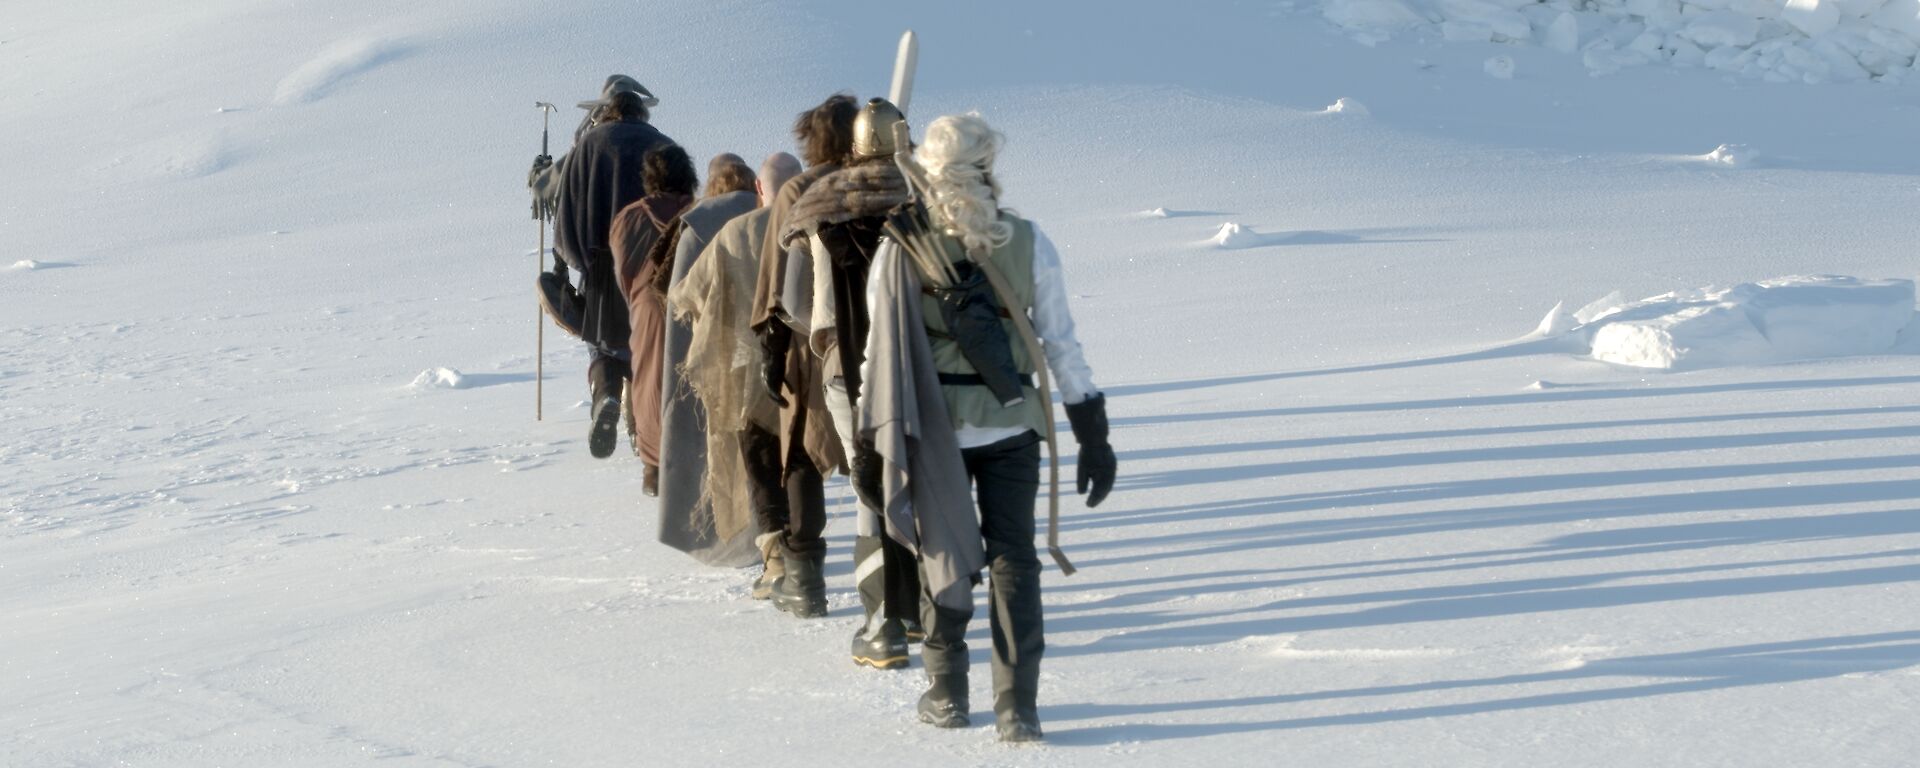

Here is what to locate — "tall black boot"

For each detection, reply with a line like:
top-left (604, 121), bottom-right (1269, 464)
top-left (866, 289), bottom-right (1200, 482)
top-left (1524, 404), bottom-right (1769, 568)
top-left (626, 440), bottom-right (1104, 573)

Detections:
top-left (883, 534), bottom-right (924, 643)
top-left (988, 558), bottom-right (1045, 742)
top-left (849, 535), bottom-right (905, 668)
top-left (586, 356), bottom-right (625, 460)
top-left (917, 594), bottom-right (974, 728)
top-left (770, 536), bottom-right (827, 618)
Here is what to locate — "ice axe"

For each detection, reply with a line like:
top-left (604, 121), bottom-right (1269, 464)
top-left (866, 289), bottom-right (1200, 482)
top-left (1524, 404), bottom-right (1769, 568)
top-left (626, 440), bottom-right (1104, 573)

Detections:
top-left (533, 101), bottom-right (557, 421)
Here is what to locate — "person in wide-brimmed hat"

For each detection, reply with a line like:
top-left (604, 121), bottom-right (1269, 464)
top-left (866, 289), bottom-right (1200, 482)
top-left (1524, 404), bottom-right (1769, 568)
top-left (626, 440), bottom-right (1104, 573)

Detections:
top-left (528, 75), bottom-right (675, 459)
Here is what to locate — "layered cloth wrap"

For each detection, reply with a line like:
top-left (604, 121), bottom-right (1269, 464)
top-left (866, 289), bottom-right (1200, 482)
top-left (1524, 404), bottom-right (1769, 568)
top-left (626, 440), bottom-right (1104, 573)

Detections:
top-left (858, 240), bottom-right (983, 612)
top-left (655, 190), bottom-right (760, 567)
top-left (748, 164), bottom-right (846, 475)
top-left (610, 192), bottom-right (691, 465)
top-left (781, 162), bottom-right (909, 396)
top-left (671, 207), bottom-right (781, 436)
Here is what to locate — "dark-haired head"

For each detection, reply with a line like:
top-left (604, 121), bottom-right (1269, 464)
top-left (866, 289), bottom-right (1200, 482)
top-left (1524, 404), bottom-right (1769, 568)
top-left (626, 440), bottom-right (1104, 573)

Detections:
top-left (645, 144), bottom-right (698, 197)
top-left (605, 90), bottom-right (651, 123)
top-left (792, 93), bottom-right (858, 168)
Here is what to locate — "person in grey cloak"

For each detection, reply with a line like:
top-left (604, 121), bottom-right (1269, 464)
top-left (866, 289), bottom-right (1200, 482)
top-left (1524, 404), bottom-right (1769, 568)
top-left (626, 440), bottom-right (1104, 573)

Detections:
top-left (857, 113), bottom-right (1117, 743)
top-left (668, 153), bottom-right (804, 598)
top-left (653, 154), bottom-right (763, 567)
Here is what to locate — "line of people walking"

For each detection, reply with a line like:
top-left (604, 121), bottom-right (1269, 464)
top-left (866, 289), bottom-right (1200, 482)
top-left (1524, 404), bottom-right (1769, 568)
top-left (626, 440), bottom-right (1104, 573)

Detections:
top-left (528, 75), bottom-right (1118, 743)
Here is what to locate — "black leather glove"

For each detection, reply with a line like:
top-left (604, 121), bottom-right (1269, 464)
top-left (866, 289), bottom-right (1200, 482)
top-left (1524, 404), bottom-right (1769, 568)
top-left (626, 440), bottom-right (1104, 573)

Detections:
top-left (760, 324), bottom-right (791, 408)
top-left (1064, 393), bottom-right (1115, 507)
top-left (852, 440), bottom-right (884, 513)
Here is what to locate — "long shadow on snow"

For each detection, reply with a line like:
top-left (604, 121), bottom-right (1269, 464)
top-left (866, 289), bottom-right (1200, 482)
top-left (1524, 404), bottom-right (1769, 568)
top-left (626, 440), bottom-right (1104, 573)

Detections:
top-left (1049, 510), bottom-right (1920, 620)
top-left (1109, 423), bottom-right (1920, 495)
top-left (1110, 374), bottom-right (1920, 427)
top-left (1050, 547), bottom-right (1920, 655)
top-left (1046, 632), bottom-right (1920, 742)
top-left (1101, 404), bottom-right (1920, 467)
top-left (1070, 475), bottom-right (1920, 571)
top-left (1101, 338), bottom-right (1560, 399)
top-left (1076, 449), bottom-right (1920, 534)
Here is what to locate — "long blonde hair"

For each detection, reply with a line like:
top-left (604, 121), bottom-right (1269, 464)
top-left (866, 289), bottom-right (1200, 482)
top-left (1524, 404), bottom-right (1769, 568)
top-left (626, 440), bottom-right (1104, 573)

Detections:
top-left (916, 114), bottom-right (1012, 254)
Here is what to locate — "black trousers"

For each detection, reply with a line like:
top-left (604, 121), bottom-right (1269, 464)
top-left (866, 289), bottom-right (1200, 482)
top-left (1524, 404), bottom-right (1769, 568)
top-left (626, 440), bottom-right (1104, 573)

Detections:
top-left (738, 424), bottom-right (826, 547)
top-left (921, 431), bottom-right (1045, 721)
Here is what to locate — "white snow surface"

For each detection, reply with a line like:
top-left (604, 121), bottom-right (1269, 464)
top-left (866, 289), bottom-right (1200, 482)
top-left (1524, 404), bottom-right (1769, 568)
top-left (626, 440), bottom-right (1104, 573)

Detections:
top-left (6, 1), bottom-right (1920, 766)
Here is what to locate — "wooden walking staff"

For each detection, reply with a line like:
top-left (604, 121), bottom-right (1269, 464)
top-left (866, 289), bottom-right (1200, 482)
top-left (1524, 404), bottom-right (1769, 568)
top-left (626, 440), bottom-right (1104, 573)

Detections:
top-left (533, 101), bottom-right (558, 421)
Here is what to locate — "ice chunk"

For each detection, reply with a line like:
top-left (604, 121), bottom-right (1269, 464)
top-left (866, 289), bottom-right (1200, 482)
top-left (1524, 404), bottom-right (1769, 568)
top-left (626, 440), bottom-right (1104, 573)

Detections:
top-left (1683, 11), bottom-right (1762, 47)
top-left (1545, 12), bottom-right (1582, 52)
top-left (409, 367), bottom-right (469, 390)
top-left (1575, 290), bottom-right (1629, 323)
top-left (1536, 301), bottom-right (1579, 336)
top-left (1444, 20), bottom-right (1496, 41)
top-left (1581, 276), bottom-right (1915, 370)
top-left (1702, 143), bottom-right (1761, 166)
top-left (1323, 0), bottom-right (1431, 29)
top-left (1784, 0), bottom-right (1844, 36)
top-left (1323, 97), bottom-right (1370, 115)
top-left (1211, 222), bottom-right (1262, 248)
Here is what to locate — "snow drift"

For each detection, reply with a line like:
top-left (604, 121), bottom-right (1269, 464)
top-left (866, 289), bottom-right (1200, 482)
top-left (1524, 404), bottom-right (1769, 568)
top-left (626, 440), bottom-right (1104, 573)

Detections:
top-left (1542, 275), bottom-right (1916, 369)
top-left (1321, 0), bottom-right (1920, 83)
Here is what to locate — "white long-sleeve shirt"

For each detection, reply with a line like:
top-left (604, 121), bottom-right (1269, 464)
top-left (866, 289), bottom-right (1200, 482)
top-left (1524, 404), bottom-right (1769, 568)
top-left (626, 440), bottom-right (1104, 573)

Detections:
top-left (863, 223), bottom-right (1098, 449)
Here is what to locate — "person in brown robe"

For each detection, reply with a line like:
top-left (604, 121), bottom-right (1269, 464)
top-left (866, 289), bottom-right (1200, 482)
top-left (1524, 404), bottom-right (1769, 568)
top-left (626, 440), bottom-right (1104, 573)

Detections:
top-left (609, 144), bottom-right (697, 493)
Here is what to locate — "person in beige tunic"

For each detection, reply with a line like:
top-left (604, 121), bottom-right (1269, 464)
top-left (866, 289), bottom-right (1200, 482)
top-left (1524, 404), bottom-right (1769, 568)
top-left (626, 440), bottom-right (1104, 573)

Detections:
top-left (670, 153), bottom-right (803, 594)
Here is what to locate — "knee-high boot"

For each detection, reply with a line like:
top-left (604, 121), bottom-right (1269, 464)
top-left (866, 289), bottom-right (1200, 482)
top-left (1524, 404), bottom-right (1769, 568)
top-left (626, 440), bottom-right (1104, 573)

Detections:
top-left (988, 557), bottom-right (1044, 741)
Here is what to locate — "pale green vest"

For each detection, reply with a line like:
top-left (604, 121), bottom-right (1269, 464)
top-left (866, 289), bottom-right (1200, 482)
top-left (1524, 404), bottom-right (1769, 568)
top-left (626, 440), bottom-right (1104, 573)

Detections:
top-left (920, 215), bottom-right (1047, 436)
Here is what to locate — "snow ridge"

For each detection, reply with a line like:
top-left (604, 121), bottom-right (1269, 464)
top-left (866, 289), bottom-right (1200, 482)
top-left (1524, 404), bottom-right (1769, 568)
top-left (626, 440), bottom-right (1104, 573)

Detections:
top-left (1320, 0), bottom-right (1920, 83)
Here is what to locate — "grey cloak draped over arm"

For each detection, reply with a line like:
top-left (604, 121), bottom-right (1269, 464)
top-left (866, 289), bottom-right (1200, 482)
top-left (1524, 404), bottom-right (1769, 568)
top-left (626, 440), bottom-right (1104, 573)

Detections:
top-left (858, 240), bottom-right (983, 611)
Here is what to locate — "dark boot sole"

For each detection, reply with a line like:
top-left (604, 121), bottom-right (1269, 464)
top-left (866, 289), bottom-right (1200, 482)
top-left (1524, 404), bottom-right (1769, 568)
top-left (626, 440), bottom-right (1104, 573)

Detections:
top-left (772, 595), bottom-right (827, 618)
top-left (997, 722), bottom-right (1043, 743)
top-left (918, 710), bottom-right (970, 729)
top-left (851, 652), bottom-right (909, 670)
top-left (588, 397), bottom-right (621, 459)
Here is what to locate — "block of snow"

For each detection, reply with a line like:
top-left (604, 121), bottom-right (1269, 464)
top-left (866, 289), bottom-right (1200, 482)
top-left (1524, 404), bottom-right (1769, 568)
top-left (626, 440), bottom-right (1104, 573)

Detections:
top-left (409, 367), bottom-right (468, 390)
top-left (1582, 276), bottom-right (1915, 370)
top-left (1683, 11), bottom-right (1763, 47)
top-left (1784, 0), bottom-right (1844, 36)
top-left (1323, 0), bottom-right (1431, 30)
top-left (1837, 0), bottom-right (1890, 18)
top-left (1872, 0), bottom-right (1920, 42)
top-left (1545, 12), bottom-right (1583, 52)
top-left (1701, 143), bottom-right (1761, 166)
top-left (1211, 222), bottom-right (1264, 248)
top-left (1536, 301), bottom-right (1579, 336)
top-left (1444, 20), bottom-right (1496, 41)
top-left (1485, 54), bottom-right (1518, 78)
top-left (10, 259), bottom-right (41, 270)
top-left (1729, 0), bottom-right (1786, 17)
top-left (1324, 97), bottom-right (1370, 114)
top-left (1575, 290), bottom-right (1629, 323)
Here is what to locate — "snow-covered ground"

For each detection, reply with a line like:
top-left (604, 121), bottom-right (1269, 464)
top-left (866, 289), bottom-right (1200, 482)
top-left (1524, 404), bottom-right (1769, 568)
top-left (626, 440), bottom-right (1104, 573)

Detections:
top-left (5, 1), bottom-right (1919, 766)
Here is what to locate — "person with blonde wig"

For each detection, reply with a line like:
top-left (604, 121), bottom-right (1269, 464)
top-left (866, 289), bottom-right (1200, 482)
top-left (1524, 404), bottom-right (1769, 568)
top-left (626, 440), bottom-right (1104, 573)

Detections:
top-left (858, 113), bottom-right (1116, 743)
